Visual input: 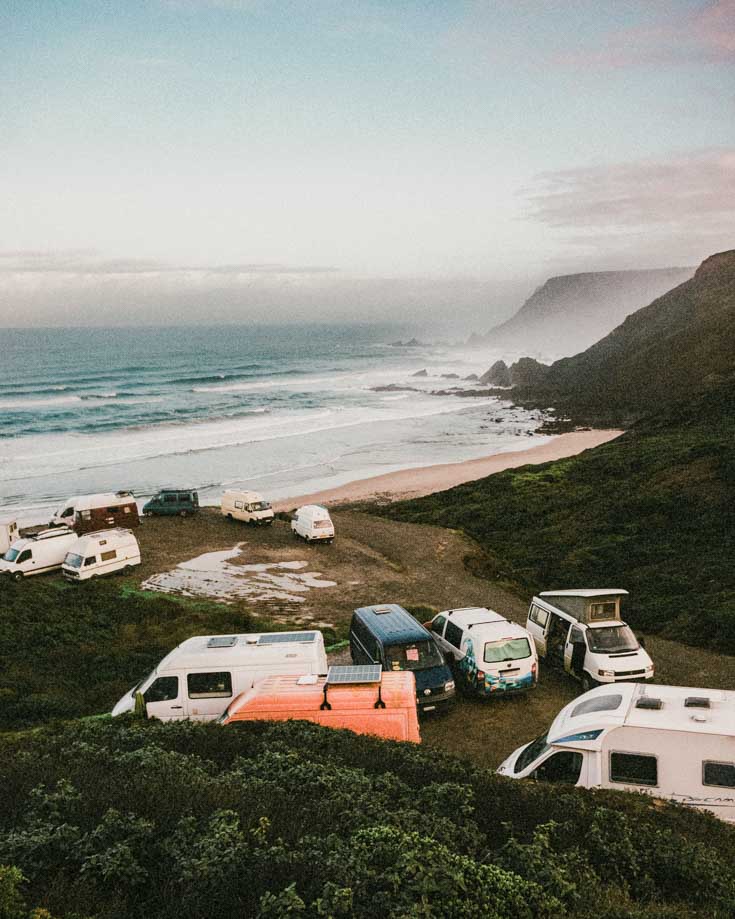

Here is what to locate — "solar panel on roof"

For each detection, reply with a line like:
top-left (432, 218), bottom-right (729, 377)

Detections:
top-left (207, 636), bottom-right (238, 648)
top-left (327, 665), bottom-right (382, 685)
top-left (257, 631), bottom-right (317, 645)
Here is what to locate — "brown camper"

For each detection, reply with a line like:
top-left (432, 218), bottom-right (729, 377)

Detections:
top-left (51, 492), bottom-right (140, 535)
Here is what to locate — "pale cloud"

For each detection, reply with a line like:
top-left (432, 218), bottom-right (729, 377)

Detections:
top-left (554, 0), bottom-right (735, 69)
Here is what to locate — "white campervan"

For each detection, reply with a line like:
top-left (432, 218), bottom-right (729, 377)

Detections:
top-left (0, 517), bottom-right (19, 556)
top-left (111, 630), bottom-right (329, 721)
top-left (62, 528), bottom-right (141, 581)
top-left (221, 490), bottom-right (274, 526)
top-left (0, 527), bottom-right (79, 581)
top-left (429, 607), bottom-right (538, 697)
top-left (291, 505), bottom-right (334, 543)
top-left (526, 589), bottom-right (653, 692)
top-left (497, 683), bottom-right (735, 824)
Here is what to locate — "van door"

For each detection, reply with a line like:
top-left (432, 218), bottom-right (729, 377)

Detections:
top-left (533, 750), bottom-right (584, 786)
top-left (546, 614), bottom-right (570, 668)
top-left (527, 604), bottom-right (549, 657)
top-left (143, 675), bottom-right (185, 720)
top-left (16, 549), bottom-right (33, 572)
top-left (186, 670), bottom-right (234, 721)
top-left (565, 626), bottom-right (586, 678)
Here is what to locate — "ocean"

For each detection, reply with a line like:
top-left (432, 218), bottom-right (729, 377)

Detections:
top-left (0, 324), bottom-right (549, 524)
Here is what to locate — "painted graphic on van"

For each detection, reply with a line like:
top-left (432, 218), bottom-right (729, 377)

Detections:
top-left (457, 639), bottom-right (534, 696)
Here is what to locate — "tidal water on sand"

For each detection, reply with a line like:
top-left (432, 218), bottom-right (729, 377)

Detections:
top-left (0, 324), bottom-right (549, 523)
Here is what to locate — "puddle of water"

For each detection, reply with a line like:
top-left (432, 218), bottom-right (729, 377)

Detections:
top-left (142, 544), bottom-right (336, 604)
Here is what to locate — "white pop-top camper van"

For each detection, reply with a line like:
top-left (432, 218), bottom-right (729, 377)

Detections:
top-left (221, 490), bottom-right (274, 526)
top-left (62, 528), bottom-right (141, 580)
top-left (497, 683), bottom-right (735, 824)
top-left (291, 505), bottom-right (334, 543)
top-left (0, 527), bottom-right (79, 581)
top-left (0, 517), bottom-right (19, 556)
top-left (429, 607), bottom-right (538, 696)
top-left (111, 630), bottom-right (329, 721)
top-left (526, 589), bottom-right (653, 691)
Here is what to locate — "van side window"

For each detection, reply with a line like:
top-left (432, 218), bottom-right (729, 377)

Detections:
top-left (82, 510), bottom-right (91, 520)
top-left (235, 501), bottom-right (243, 510)
top-left (164, 494), bottom-right (177, 504)
top-left (703, 761), bottom-right (735, 788)
top-left (535, 751), bottom-right (582, 784)
top-left (529, 605), bottom-right (549, 628)
top-left (570, 626), bottom-right (585, 644)
top-left (17, 550), bottom-right (32, 563)
top-left (431, 615), bottom-right (447, 636)
top-left (177, 494), bottom-right (189, 503)
top-left (444, 621), bottom-right (463, 649)
top-left (188, 671), bottom-right (233, 699)
top-left (100, 550), bottom-right (117, 562)
top-left (610, 752), bottom-right (658, 786)
top-left (84, 557), bottom-right (96, 566)
top-left (144, 676), bottom-right (179, 703)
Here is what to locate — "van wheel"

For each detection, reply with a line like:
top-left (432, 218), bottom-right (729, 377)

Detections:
top-left (179, 510), bottom-right (188, 518)
top-left (581, 673), bottom-right (597, 693)
top-left (11, 571), bottom-right (23, 583)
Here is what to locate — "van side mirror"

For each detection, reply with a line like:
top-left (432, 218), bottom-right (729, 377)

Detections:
top-left (638, 635), bottom-right (647, 649)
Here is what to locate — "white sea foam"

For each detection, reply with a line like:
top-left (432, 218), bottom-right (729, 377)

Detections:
top-left (0, 395), bottom-right (83, 409)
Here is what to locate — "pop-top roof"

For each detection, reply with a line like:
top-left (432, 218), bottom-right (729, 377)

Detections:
top-left (540, 589), bottom-right (628, 598)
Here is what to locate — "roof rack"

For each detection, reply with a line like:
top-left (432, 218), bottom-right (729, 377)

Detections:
top-left (321, 665), bottom-right (384, 711)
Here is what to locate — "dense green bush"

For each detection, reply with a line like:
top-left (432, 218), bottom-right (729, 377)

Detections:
top-left (0, 718), bottom-right (733, 918)
top-left (378, 409), bottom-right (735, 652)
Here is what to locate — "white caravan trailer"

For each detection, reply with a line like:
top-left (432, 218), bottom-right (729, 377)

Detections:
top-left (428, 607), bottom-right (538, 697)
top-left (62, 528), bottom-right (141, 581)
top-left (497, 683), bottom-right (735, 824)
top-left (291, 505), bottom-right (334, 543)
top-left (111, 630), bottom-right (329, 721)
top-left (0, 527), bottom-right (79, 581)
top-left (526, 589), bottom-right (653, 691)
top-left (221, 490), bottom-right (275, 526)
top-left (0, 518), bottom-right (19, 556)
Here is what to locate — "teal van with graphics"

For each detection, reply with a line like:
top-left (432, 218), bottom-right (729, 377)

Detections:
top-left (142, 489), bottom-right (199, 517)
top-left (350, 604), bottom-right (455, 713)
top-left (429, 607), bottom-right (538, 697)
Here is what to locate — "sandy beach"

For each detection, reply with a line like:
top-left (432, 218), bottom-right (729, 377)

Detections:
top-left (275, 428), bottom-right (623, 510)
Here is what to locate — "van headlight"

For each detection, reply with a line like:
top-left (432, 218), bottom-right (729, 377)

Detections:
top-left (598, 669), bottom-right (615, 677)
top-left (444, 681), bottom-right (455, 692)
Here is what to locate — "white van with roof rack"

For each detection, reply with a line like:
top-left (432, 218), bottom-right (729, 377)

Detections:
top-left (497, 683), bottom-right (735, 824)
top-left (526, 589), bottom-right (653, 692)
top-left (62, 528), bottom-right (141, 581)
top-left (291, 504), bottom-right (334, 543)
top-left (111, 630), bottom-right (328, 721)
top-left (428, 607), bottom-right (538, 696)
top-left (0, 527), bottom-right (79, 581)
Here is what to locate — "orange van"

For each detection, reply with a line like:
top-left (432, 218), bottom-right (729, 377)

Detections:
top-left (219, 668), bottom-right (421, 743)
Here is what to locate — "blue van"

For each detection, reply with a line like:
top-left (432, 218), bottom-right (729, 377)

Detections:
top-left (142, 489), bottom-right (199, 517)
top-left (350, 604), bottom-right (455, 713)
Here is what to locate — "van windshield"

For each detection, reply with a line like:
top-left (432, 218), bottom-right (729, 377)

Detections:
top-left (514, 732), bottom-right (550, 774)
top-left (385, 641), bottom-right (444, 671)
top-left (586, 624), bottom-right (638, 654)
top-left (484, 637), bottom-right (531, 664)
top-left (3, 548), bottom-right (20, 562)
top-left (65, 553), bottom-right (83, 569)
top-left (249, 502), bottom-right (271, 512)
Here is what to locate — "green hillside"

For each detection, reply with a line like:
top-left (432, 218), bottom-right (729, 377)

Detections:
top-left (521, 249), bottom-right (735, 425)
top-left (378, 380), bottom-right (735, 653)
top-left (1, 717), bottom-right (734, 919)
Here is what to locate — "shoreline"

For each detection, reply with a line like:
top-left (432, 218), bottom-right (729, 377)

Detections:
top-left (274, 428), bottom-right (623, 510)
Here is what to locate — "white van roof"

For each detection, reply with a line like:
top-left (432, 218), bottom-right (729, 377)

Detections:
top-left (74, 527), bottom-right (138, 548)
top-left (539, 589), bottom-right (628, 599)
top-left (443, 608), bottom-right (529, 640)
top-left (224, 490), bottom-right (264, 501)
top-left (13, 528), bottom-right (77, 551)
top-left (157, 630), bottom-right (325, 672)
top-left (548, 683), bottom-right (735, 750)
top-left (296, 504), bottom-right (331, 517)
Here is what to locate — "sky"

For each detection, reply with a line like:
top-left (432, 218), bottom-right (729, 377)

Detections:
top-left (1, 0), bottom-right (734, 328)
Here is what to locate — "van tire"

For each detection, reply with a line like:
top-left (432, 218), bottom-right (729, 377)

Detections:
top-left (12, 571), bottom-right (23, 582)
top-left (227, 513), bottom-right (233, 520)
top-left (179, 510), bottom-right (188, 518)
top-left (581, 672), bottom-right (597, 693)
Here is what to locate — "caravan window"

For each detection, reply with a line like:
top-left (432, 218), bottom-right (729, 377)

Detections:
top-left (590, 601), bottom-right (618, 621)
top-left (234, 501), bottom-right (243, 510)
top-left (610, 752), bottom-right (658, 786)
top-left (572, 694), bottom-right (622, 717)
top-left (100, 550), bottom-right (117, 562)
top-left (703, 761), bottom-right (735, 788)
top-left (187, 671), bottom-right (233, 699)
top-left (144, 676), bottom-right (179, 703)
top-left (529, 605), bottom-right (549, 628)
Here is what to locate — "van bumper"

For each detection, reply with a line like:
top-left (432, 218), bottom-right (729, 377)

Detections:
top-left (416, 688), bottom-right (455, 714)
